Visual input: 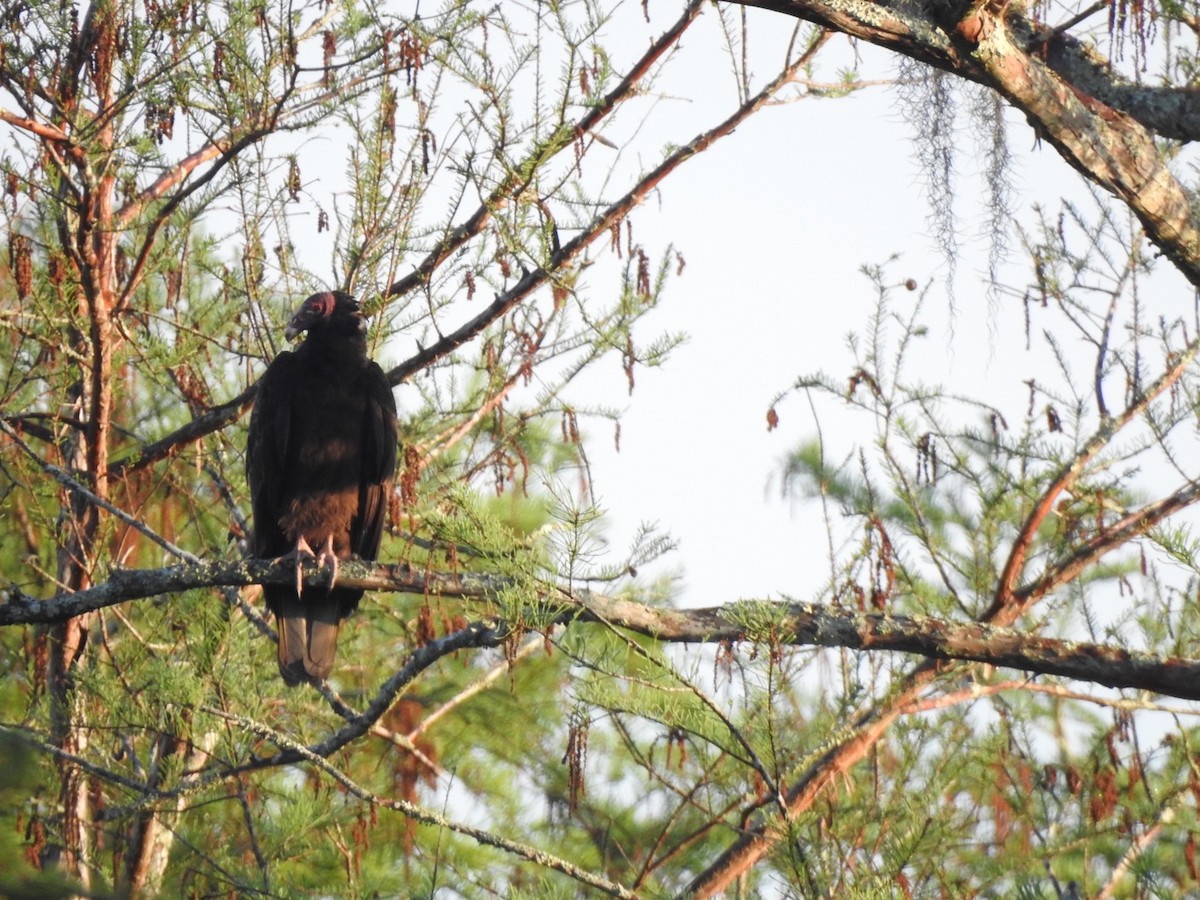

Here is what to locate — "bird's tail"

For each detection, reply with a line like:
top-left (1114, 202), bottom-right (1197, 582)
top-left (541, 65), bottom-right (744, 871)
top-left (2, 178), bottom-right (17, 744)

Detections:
top-left (304, 595), bottom-right (342, 683)
top-left (270, 589), bottom-right (342, 686)
top-left (275, 602), bottom-right (308, 686)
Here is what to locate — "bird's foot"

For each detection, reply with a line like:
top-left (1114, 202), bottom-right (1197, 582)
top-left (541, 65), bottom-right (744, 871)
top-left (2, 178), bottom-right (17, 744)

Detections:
top-left (279, 536), bottom-right (317, 597)
top-left (316, 534), bottom-right (339, 590)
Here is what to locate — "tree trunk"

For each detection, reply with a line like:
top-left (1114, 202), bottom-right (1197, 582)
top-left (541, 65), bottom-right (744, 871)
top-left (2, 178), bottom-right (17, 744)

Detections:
top-left (45, 405), bottom-right (98, 887)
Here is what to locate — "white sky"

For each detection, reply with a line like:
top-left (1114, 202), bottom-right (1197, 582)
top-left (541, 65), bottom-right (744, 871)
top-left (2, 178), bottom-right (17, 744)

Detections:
top-left (563, 24), bottom-right (1136, 610)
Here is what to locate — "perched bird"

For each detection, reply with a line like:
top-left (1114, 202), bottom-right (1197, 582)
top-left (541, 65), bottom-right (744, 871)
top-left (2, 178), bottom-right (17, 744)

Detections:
top-left (246, 291), bottom-right (398, 685)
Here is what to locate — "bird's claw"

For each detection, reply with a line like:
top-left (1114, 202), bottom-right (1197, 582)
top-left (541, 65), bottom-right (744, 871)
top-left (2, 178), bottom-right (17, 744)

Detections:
top-left (291, 536), bottom-right (317, 597)
top-left (316, 535), bottom-right (339, 590)
top-left (280, 536), bottom-right (337, 595)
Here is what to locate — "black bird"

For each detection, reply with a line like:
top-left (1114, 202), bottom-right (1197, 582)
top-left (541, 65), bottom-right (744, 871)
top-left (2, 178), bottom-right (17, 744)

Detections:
top-left (247, 291), bottom-right (398, 685)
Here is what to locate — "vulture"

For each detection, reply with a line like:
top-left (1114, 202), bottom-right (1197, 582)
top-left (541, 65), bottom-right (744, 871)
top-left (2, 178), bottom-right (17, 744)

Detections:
top-left (246, 291), bottom-right (398, 686)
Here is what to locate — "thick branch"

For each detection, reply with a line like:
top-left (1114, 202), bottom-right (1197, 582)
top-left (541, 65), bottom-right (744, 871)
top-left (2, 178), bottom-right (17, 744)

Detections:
top-left (733, 0), bottom-right (1200, 285)
top-left (1035, 20), bottom-right (1200, 141)
top-left (0, 107), bottom-right (81, 152)
top-left (5, 559), bottom-right (1200, 701)
top-left (737, 0), bottom-right (1200, 138)
top-left (967, 15), bottom-right (1200, 284)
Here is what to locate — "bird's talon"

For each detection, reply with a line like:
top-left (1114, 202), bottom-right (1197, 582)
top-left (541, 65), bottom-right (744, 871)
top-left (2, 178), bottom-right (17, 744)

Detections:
top-left (318, 535), bottom-right (339, 590)
top-left (290, 536), bottom-right (317, 597)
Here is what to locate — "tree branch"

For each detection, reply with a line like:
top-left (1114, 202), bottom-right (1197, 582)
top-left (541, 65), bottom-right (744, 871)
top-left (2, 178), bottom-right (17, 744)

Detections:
top-left (3, 621), bottom-right (634, 900)
top-left (387, 30), bottom-right (831, 383)
top-left (103, 2), bottom-right (708, 478)
top-left (738, 0), bottom-right (1200, 138)
top-left (5, 558), bottom-right (1200, 701)
top-left (380, 0), bottom-right (706, 305)
top-left (733, 0), bottom-right (1200, 285)
top-left (106, 13), bottom-right (818, 478)
top-left (196, 705), bottom-right (639, 899)
top-left (991, 334), bottom-right (1200, 618)
top-left (107, 384), bottom-right (256, 478)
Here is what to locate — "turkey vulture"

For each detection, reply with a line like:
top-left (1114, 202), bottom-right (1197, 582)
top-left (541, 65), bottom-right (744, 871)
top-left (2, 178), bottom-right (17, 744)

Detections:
top-left (246, 291), bottom-right (398, 686)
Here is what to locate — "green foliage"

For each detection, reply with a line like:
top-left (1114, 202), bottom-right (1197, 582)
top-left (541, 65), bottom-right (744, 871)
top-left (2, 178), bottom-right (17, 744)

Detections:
top-left (0, 733), bottom-right (99, 899)
top-left (2, 1), bottom-right (714, 892)
top-left (765, 218), bottom-right (1200, 893)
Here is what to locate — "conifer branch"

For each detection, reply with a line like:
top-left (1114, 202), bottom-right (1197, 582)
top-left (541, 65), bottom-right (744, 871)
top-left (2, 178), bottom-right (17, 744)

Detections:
top-left (990, 334), bottom-right (1200, 618)
top-left (5, 558), bottom-right (1200, 702)
top-left (387, 18), bottom-right (824, 384)
top-left (104, 1), bottom-right (710, 478)
top-left (200, 706), bottom-right (640, 899)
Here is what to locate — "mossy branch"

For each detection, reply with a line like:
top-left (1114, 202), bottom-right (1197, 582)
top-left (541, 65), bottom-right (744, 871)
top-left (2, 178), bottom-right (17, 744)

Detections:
top-left (5, 558), bottom-right (1200, 701)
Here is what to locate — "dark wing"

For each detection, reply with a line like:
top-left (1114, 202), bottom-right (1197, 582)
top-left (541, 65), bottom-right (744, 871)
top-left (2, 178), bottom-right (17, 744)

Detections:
top-left (350, 360), bottom-right (398, 561)
top-left (246, 351), bottom-right (299, 559)
top-left (247, 351), bottom-right (312, 685)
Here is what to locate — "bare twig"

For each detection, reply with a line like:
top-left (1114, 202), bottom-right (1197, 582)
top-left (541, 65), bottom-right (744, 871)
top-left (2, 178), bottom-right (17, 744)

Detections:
top-left (0, 419), bottom-right (199, 564)
top-left (198, 706), bottom-right (640, 899)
